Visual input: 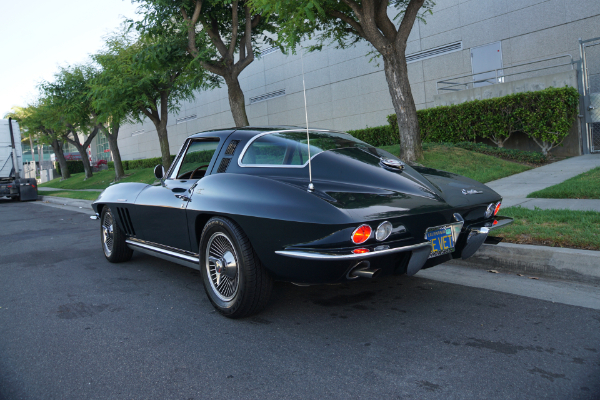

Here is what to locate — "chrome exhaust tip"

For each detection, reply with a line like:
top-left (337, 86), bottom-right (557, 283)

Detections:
top-left (347, 261), bottom-right (381, 279)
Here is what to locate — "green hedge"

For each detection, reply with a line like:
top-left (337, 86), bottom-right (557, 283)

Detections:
top-left (56, 160), bottom-right (85, 176)
top-left (387, 86), bottom-right (579, 155)
top-left (108, 155), bottom-right (176, 171)
top-left (347, 125), bottom-right (397, 147)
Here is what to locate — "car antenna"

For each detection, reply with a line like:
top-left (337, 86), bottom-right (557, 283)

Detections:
top-left (300, 46), bottom-right (314, 192)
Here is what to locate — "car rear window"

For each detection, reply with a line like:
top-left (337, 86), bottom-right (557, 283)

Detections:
top-left (240, 130), bottom-right (370, 167)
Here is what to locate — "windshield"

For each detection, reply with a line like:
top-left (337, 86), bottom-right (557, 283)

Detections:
top-left (240, 130), bottom-right (371, 167)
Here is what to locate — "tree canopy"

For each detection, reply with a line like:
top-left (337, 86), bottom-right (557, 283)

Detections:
top-left (132, 0), bottom-right (279, 126)
top-left (250, 0), bottom-right (435, 163)
top-left (92, 30), bottom-right (220, 169)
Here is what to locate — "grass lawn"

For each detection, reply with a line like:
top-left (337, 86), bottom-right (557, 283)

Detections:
top-left (379, 143), bottom-right (531, 183)
top-left (39, 168), bottom-right (157, 190)
top-left (527, 166), bottom-right (600, 199)
top-left (489, 206), bottom-right (600, 250)
top-left (40, 143), bottom-right (530, 193)
top-left (41, 190), bottom-right (101, 201)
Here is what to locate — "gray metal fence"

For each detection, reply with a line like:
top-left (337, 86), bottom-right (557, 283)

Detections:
top-left (580, 37), bottom-right (600, 153)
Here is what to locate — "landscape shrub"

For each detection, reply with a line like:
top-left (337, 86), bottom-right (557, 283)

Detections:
top-left (387, 86), bottom-right (579, 154)
top-left (55, 160), bottom-right (85, 176)
top-left (347, 125), bottom-right (397, 147)
top-left (107, 155), bottom-right (176, 170)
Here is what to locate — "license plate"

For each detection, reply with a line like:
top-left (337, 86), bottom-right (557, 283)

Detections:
top-left (425, 225), bottom-right (455, 258)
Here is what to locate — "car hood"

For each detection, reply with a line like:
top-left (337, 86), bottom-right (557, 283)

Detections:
top-left (273, 147), bottom-right (501, 222)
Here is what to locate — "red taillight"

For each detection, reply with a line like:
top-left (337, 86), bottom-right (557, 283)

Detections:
top-left (352, 225), bottom-right (372, 244)
top-left (7, 185), bottom-right (12, 188)
top-left (494, 202), bottom-right (501, 216)
top-left (493, 220), bottom-right (498, 225)
top-left (32, 184), bottom-right (36, 188)
top-left (353, 248), bottom-right (370, 254)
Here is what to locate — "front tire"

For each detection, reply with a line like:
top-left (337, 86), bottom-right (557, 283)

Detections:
top-left (199, 217), bottom-right (273, 318)
top-left (100, 206), bottom-right (133, 263)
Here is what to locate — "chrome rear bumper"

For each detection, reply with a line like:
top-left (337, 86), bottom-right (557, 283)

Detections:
top-left (276, 241), bottom-right (433, 276)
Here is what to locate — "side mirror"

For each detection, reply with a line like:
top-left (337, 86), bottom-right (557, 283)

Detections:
top-left (154, 164), bottom-right (165, 179)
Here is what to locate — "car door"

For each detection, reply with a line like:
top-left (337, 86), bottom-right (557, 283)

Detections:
top-left (134, 138), bottom-right (221, 251)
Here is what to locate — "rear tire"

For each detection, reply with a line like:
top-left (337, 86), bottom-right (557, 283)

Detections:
top-left (100, 206), bottom-right (133, 263)
top-left (199, 217), bottom-right (273, 318)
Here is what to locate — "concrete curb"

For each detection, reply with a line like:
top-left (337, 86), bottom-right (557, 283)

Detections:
top-left (38, 195), bottom-right (94, 211)
top-left (452, 242), bottom-right (600, 285)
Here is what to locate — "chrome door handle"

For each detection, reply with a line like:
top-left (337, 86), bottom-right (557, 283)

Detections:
top-left (175, 194), bottom-right (191, 202)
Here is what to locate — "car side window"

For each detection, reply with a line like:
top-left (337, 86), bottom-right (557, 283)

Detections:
top-left (174, 139), bottom-right (220, 179)
top-left (240, 130), bottom-right (369, 167)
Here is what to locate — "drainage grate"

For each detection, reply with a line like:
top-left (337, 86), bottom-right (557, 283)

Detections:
top-left (225, 140), bottom-right (240, 155)
top-left (176, 115), bottom-right (197, 124)
top-left (406, 42), bottom-right (462, 63)
top-left (217, 158), bottom-right (231, 173)
top-left (249, 89), bottom-right (285, 104)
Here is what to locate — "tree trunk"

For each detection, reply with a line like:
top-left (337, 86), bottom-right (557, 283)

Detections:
top-left (100, 123), bottom-right (125, 181)
top-left (106, 131), bottom-right (125, 181)
top-left (153, 120), bottom-right (172, 170)
top-left (382, 50), bottom-right (423, 163)
top-left (225, 73), bottom-right (249, 127)
top-left (50, 139), bottom-right (70, 180)
top-left (71, 141), bottom-right (94, 179)
top-left (64, 130), bottom-right (96, 180)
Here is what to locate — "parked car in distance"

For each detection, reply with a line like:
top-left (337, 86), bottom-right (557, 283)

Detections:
top-left (92, 126), bottom-right (512, 318)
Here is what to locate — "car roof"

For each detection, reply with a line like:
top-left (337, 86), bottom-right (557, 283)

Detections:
top-left (187, 126), bottom-right (339, 141)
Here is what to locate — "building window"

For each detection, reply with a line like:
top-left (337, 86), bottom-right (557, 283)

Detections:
top-left (95, 131), bottom-right (112, 162)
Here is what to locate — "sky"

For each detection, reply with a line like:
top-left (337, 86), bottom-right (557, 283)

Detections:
top-left (0, 0), bottom-right (140, 118)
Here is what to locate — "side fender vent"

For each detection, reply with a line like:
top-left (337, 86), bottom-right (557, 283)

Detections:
top-left (225, 140), bottom-right (240, 155)
top-left (116, 207), bottom-right (136, 236)
top-left (217, 158), bottom-right (231, 173)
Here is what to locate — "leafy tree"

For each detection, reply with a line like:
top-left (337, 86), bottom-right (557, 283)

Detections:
top-left (133, 0), bottom-right (277, 127)
top-left (90, 59), bottom-right (133, 181)
top-left (250, 0), bottom-right (434, 163)
top-left (41, 65), bottom-right (102, 179)
top-left (93, 31), bottom-right (219, 170)
top-left (17, 101), bottom-right (72, 180)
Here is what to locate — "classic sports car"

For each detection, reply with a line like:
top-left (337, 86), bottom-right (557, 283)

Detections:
top-left (92, 126), bottom-right (512, 318)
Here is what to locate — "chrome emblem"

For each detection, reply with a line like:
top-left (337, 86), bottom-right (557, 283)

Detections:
top-left (380, 158), bottom-right (404, 170)
top-left (462, 189), bottom-right (483, 195)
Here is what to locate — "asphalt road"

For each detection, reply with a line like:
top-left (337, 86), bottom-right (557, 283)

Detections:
top-left (1, 200), bottom-right (599, 400)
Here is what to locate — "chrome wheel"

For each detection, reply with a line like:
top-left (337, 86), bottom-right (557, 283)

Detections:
top-left (206, 232), bottom-right (239, 301)
top-left (102, 209), bottom-right (115, 257)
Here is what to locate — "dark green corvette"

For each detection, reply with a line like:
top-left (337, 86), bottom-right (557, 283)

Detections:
top-left (92, 127), bottom-right (512, 318)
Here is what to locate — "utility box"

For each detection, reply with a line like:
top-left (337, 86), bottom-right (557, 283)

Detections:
top-left (0, 118), bottom-right (38, 201)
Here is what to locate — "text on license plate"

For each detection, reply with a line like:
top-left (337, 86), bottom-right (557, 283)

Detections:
top-left (425, 226), bottom-right (454, 258)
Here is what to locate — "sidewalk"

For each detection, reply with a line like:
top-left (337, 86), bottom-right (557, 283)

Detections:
top-left (486, 153), bottom-right (600, 211)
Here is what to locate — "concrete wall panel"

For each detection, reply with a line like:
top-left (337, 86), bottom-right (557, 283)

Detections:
top-left (508, 0), bottom-right (567, 38)
top-left (460, 15), bottom-right (510, 49)
top-left (459, 0), bottom-right (507, 25)
top-left (418, 5), bottom-right (461, 38)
